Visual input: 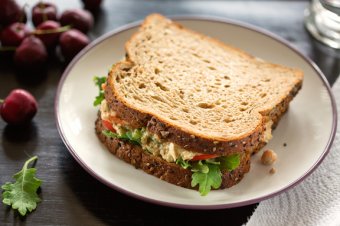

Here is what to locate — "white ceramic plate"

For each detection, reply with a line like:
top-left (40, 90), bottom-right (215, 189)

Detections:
top-left (55, 17), bottom-right (337, 209)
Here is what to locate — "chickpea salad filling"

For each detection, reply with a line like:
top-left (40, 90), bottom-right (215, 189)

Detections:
top-left (100, 100), bottom-right (197, 162)
top-left (94, 76), bottom-right (242, 195)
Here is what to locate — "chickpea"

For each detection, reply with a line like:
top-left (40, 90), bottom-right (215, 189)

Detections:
top-left (261, 149), bottom-right (277, 165)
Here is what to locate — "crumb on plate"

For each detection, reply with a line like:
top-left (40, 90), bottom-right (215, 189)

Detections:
top-left (261, 149), bottom-right (277, 165)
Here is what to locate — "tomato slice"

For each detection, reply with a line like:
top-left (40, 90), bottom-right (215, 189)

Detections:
top-left (102, 120), bottom-right (115, 132)
top-left (191, 154), bottom-right (218, 161)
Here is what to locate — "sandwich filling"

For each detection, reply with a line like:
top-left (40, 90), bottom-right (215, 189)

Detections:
top-left (101, 99), bottom-right (198, 162)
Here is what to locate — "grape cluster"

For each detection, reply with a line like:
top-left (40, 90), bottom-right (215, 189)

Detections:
top-left (0, 0), bottom-right (102, 125)
top-left (0, 0), bottom-right (102, 71)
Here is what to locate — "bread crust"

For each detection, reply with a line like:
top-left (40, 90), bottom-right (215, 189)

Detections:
top-left (95, 114), bottom-right (251, 189)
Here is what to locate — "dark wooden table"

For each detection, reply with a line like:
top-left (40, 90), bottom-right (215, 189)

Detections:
top-left (1, 0), bottom-right (339, 225)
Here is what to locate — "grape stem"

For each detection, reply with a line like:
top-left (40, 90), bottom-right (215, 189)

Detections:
top-left (0, 99), bottom-right (4, 104)
top-left (40, 2), bottom-right (48, 22)
top-left (32, 25), bottom-right (72, 35)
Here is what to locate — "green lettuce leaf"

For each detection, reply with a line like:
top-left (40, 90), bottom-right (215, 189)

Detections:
top-left (102, 128), bottom-right (144, 145)
top-left (1, 156), bottom-right (42, 216)
top-left (219, 154), bottom-right (240, 171)
top-left (205, 158), bottom-right (220, 165)
top-left (125, 128), bottom-right (144, 144)
top-left (93, 76), bottom-right (106, 106)
top-left (175, 157), bottom-right (191, 169)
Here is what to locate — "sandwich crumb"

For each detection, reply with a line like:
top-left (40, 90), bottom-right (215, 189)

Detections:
top-left (160, 130), bottom-right (170, 138)
top-left (269, 167), bottom-right (276, 174)
top-left (261, 149), bottom-right (277, 165)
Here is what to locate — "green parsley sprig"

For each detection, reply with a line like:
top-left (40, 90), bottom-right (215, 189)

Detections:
top-left (177, 154), bottom-right (241, 196)
top-left (1, 156), bottom-right (42, 216)
top-left (93, 76), bottom-right (106, 106)
top-left (191, 162), bottom-right (222, 196)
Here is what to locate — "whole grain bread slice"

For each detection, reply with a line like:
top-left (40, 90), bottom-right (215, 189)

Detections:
top-left (96, 114), bottom-right (251, 189)
top-left (104, 14), bottom-right (303, 155)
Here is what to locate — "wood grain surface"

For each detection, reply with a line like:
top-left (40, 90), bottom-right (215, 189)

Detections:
top-left (0, 0), bottom-right (339, 225)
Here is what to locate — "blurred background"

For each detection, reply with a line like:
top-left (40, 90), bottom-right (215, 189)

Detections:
top-left (2, 0), bottom-right (338, 83)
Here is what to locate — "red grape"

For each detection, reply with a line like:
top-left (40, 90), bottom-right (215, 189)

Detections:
top-left (60, 9), bottom-right (93, 34)
top-left (0, 22), bottom-right (30, 47)
top-left (0, 0), bottom-right (27, 26)
top-left (0, 89), bottom-right (38, 125)
top-left (35, 20), bottom-right (61, 49)
top-left (59, 29), bottom-right (90, 61)
top-left (32, 2), bottom-right (58, 27)
top-left (14, 36), bottom-right (48, 71)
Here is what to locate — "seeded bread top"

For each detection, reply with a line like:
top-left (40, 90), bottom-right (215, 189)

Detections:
top-left (107, 14), bottom-right (303, 144)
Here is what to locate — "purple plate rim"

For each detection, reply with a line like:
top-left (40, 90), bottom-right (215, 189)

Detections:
top-left (55, 15), bottom-right (338, 210)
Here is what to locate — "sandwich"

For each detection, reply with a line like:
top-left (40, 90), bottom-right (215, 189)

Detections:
top-left (93, 14), bottom-right (303, 196)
